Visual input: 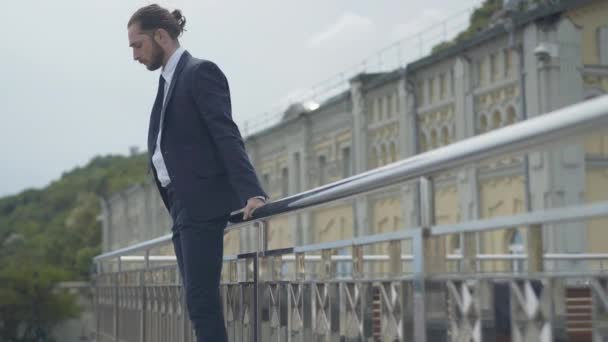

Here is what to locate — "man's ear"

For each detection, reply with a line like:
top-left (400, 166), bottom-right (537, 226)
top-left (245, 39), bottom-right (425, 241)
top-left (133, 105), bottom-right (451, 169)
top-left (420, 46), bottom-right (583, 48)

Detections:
top-left (157, 29), bottom-right (172, 44)
top-left (153, 30), bottom-right (162, 44)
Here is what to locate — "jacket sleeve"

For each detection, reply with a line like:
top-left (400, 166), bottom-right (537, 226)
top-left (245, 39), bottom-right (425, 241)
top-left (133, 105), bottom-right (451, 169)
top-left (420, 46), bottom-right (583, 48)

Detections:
top-left (192, 60), bottom-right (268, 204)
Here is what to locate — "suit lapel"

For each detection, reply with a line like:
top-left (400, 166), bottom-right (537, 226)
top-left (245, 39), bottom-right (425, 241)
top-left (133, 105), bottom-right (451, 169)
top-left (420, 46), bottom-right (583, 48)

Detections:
top-left (147, 51), bottom-right (191, 174)
top-left (159, 51), bottom-right (191, 129)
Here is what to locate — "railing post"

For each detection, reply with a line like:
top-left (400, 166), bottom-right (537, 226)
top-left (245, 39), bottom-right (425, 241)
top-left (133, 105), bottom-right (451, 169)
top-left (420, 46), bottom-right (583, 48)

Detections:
top-left (412, 227), bottom-right (427, 342)
top-left (94, 265), bottom-right (101, 342)
top-left (182, 258), bottom-right (191, 342)
top-left (352, 245), bottom-right (364, 279)
top-left (115, 257), bottom-right (121, 342)
top-left (388, 240), bottom-right (402, 277)
top-left (461, 232), bottom-right (478, 273)
top-left (140, 250), bottom-right (149, 342)
top-left (419, 177), bottom-right (445, 274)
top-left (413, 176), bottom-right (435, 342)
top-left (254, 220), bottom-right (268, 342)
top-left (296, 252), bottom-right (306, 281)
top-left (321, 249), bottom-right (336, 280)
top-left (527, 224), bottom-right (544, 273)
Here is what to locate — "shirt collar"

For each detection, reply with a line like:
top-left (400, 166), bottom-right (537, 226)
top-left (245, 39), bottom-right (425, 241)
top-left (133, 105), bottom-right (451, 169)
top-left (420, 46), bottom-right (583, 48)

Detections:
top-left (161, 46), bottom-right (185, 84)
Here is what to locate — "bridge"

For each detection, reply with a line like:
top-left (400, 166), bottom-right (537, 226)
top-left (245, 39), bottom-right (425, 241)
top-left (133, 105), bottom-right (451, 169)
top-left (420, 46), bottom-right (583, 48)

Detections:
top-left (93, 96), bottom-right (608, 341)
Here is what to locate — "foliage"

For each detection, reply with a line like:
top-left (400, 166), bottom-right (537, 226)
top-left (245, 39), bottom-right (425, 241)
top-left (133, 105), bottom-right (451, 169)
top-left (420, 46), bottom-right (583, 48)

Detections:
top-left (430, 0), bottom-right (544, 55)
top-left (0, 152), bottom-right (148, 339)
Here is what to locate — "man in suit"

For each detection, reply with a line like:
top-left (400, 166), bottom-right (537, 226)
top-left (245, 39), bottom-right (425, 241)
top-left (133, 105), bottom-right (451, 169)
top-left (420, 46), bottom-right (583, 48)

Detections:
top-left (127, 5), bottom-right (268, 341)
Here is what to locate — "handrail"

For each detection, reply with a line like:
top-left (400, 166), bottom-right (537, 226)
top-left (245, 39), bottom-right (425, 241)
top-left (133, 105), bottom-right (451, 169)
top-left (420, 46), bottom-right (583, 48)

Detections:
top-left (94, 95), bottom-right (608, 262)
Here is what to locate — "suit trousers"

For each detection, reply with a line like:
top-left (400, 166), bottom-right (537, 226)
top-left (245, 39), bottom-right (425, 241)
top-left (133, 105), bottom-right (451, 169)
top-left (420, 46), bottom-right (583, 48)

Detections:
top-left (167, 183), bottom-right (229, 342)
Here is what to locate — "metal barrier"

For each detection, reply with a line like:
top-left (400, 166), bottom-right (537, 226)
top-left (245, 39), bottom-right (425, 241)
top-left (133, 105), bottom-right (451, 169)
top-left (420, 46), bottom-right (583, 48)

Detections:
top-left (93, 96), bottom-right (608, 341)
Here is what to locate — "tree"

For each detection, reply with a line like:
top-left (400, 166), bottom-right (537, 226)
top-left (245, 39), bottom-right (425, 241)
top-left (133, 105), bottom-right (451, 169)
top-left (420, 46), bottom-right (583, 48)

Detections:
top-left (0, 261), bottom-right (79, 342)
top-left (0, 152), bottom-right (149, 338)
top-left (429, 0), bottom-right (545, 55)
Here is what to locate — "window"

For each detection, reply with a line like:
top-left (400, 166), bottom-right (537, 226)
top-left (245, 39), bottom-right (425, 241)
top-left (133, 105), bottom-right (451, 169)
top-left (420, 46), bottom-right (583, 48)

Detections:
top-left (370, 148), bottom-right (378, 169)
top-left (318, 155), bottom-right (327, 185)
top-left (386, 94), bottom-right (393, 118)
top-left (378, 97), bottom-right (384, 121)
top-left (450, 68), bottom-right (455, 96)
top-left (419, 133), bottom-right (428, 153)
top-left (374, 98), bottom-right (380, 122)
top-left (293, 152), bottom-right (301, 193)
top-left (492, 111), bottom-right (502, 129)
top-left (417, 80), bottom-right (425, 105)
top-left (599, 26), bottom-right (608, 65)
top-left (441, 126), bottom-right (449, 146)
top-left (509, 230), bottom-right (525, 272)
top-left (479, 115), bottom-right (488, 133)
top-left (281, 167), bottom-right (289, 197)
top-left (504, 49), bottom-right (513, 77)
top-left (389, 143), bottom-right (397, 162)
top-left (451, 235), bottom-right (461, 255)
top-left (394, 91), bottom-right (400, 114)
top-left (341, 147), bottom-right (352, 178)
top-left (439, 73), bottom-right (446, 100)
top-left (476, 59), bottom-right (484, 86)
top-left (490, 53), bottom-right (497, 82)
top-left (506, 107), bottom-right (517, 125)
top-left (428, 77), bottom-right (435, 103)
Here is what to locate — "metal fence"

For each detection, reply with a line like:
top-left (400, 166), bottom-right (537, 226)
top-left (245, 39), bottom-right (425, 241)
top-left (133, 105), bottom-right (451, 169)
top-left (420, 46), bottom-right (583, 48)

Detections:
top-left (93, 95), bottom-right (608, 341)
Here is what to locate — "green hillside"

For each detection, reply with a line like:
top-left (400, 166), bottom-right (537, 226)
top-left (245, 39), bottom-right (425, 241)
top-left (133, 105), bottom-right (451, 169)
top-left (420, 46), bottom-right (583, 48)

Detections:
top-left (0, 153), bottom-right (148, 341)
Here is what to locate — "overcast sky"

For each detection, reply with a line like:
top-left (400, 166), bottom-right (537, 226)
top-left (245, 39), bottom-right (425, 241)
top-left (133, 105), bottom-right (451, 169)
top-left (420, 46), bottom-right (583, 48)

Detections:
top-left (0, 0), bottom-right (484, 198)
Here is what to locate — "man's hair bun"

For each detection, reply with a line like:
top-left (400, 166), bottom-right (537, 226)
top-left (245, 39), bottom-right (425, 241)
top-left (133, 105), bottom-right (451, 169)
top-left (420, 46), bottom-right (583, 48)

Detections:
top-left (172, 9), bottom-right (186, 33)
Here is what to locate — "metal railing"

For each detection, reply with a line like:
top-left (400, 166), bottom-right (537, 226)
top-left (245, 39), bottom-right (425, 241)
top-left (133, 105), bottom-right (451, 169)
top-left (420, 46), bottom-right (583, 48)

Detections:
top-left (93, 95), bottom-right (608, 341)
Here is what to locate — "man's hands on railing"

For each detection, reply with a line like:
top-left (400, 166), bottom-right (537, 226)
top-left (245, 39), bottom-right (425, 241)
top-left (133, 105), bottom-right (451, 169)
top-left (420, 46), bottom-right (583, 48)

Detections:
top-left (242, 197), bottom-right (266, 220)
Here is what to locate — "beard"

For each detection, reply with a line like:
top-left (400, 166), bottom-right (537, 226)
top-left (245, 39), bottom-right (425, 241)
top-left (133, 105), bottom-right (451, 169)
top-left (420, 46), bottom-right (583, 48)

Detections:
top-left (146, 40), bottom-right (165, 71)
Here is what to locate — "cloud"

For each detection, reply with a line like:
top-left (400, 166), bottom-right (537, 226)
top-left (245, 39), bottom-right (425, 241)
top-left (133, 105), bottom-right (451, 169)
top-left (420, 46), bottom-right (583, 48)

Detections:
top-left (387, 8), bottom-right (447, 43)
top-left (307, 12), bottom-right (374, 48)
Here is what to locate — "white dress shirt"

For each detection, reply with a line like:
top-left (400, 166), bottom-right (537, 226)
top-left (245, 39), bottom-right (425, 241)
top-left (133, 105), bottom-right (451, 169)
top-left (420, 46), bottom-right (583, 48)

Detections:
top-left (152, 47), bottom-right (185, 187)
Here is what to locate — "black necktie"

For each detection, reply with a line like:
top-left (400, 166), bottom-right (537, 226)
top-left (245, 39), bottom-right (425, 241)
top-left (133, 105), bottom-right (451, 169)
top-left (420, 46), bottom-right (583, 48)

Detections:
top-left (152, 76), bottom-right (166, 135)
top-left (148, 75), bottom-right (166, 154)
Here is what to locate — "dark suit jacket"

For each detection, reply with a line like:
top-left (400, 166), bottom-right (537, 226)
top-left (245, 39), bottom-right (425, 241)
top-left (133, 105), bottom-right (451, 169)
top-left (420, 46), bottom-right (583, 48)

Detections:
top-left (147, 51), bottom-right (267, 221)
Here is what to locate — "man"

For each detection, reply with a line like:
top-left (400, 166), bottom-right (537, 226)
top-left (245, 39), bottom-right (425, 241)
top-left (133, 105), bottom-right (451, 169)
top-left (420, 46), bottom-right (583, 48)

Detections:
top-left (127, 4), bottom-right (267, 341)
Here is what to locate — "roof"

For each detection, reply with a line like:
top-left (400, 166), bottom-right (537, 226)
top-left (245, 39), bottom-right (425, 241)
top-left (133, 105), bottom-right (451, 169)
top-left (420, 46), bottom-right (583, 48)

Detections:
top-left (406, 0), bottom-right (594, 73)
top-left (245, 0), bottom-right (595, 140)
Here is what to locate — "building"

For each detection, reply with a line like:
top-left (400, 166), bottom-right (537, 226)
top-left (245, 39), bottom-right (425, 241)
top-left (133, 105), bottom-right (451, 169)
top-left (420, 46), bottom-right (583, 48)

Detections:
top-left (100, 0), bottom-right (608, 274)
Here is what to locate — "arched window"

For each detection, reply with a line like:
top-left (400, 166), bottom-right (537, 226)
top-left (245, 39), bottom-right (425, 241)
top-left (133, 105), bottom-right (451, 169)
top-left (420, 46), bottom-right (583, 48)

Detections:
top-left (492, 110), bottom-right (502, 130)
top-left (370, 147), bottom-right (378, 169)
top-left (479, 115), bottom-right (488, 133)
top-left (380, 144), bottom-right (388, 166)
top-left (451, 234), bottom-right (461, 255)
top-left (419, 133), bottom-right (428, 152)
top-left (441, 126), bottom-right (450, 146)
top-left (430, 129), bottom-right (438, 150)
top-left (506, 106), bottom-right (517, 125)
top-left (390, 142), bottom-right (397, 162)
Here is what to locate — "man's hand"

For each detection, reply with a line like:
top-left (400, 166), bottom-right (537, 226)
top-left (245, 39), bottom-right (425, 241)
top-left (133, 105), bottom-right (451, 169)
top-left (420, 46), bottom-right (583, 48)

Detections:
top-left (242, 197), bottom-right (266, 220)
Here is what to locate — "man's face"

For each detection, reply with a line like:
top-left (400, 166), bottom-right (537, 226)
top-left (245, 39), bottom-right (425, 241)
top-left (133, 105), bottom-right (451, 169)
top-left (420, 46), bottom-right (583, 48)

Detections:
top-left (128, 23), bottom-right (164, 71)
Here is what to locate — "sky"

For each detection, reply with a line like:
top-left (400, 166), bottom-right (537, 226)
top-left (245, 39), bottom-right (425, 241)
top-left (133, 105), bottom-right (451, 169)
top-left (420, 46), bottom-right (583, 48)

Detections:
top-left (0, 0), bottom-right (484, 198)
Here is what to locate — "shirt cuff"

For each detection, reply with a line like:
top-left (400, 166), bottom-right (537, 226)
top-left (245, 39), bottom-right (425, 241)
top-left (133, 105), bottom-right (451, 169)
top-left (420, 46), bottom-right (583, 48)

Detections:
top-left (253, 195), bottom-right (267, 203)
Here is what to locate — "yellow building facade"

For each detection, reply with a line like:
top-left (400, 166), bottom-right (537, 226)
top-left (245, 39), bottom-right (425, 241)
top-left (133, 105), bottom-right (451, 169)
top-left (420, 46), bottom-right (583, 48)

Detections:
top-left (239, 0), bottom-right (608, 273)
